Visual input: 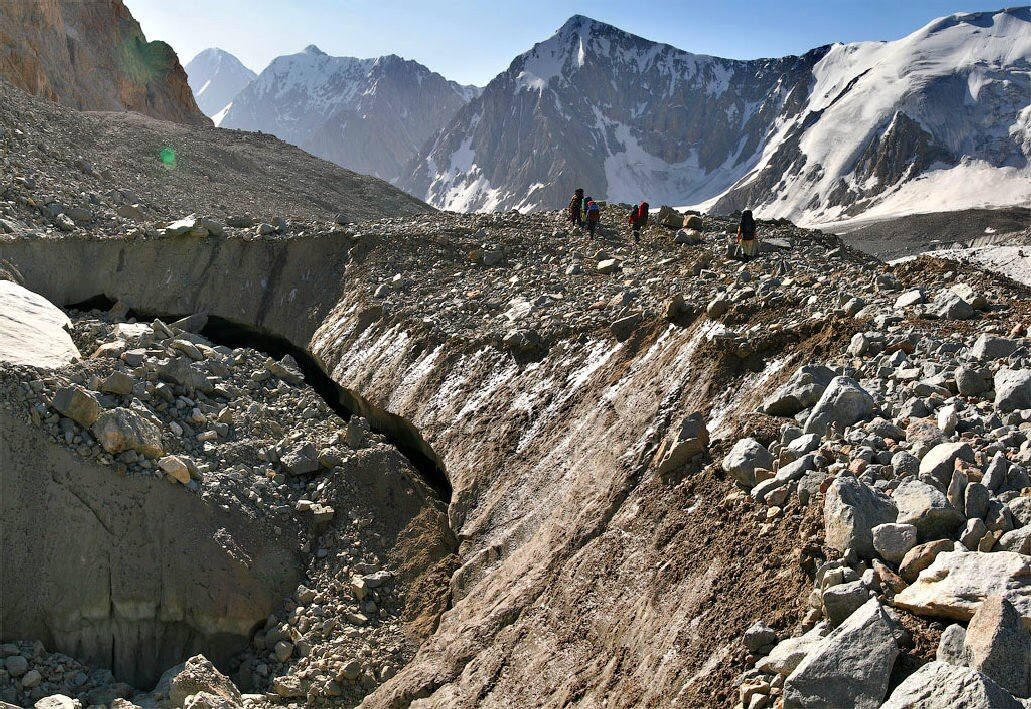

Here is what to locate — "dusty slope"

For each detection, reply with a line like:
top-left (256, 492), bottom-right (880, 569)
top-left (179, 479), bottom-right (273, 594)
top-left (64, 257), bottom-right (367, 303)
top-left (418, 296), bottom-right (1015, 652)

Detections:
top-left (0, 78), bottom-right (429, 227)
top-left (0, 0), bottom-right (209, 125)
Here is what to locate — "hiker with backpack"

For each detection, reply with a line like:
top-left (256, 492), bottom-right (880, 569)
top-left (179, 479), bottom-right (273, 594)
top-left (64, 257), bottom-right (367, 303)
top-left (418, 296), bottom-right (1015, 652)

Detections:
top-left (738, 209), bottom-right (758, 260)
top-left (585, 199), bottom-right (601, 238)
top-left (628, 201), bottom-right (649, 242)
top-left (567, 188), bottom-right (585, 229)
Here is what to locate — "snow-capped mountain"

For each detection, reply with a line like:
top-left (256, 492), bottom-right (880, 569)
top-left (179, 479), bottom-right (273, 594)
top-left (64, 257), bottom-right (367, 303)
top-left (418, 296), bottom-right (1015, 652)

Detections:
top-left (404, 9), bottom-right (1031, 225)
top-left (185, 48), bottom-right (257, 125)
top-left (220, 46), bottom-right (479, 183)
top-left (709, 7), bottom-right (1031, 226)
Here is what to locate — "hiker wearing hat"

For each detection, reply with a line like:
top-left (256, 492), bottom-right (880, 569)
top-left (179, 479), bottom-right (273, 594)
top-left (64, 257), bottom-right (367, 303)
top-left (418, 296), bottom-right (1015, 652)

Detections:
top-left (567, 188), bottom-right (585, 229)
top-left (738, 209), bottom-right (758, 260)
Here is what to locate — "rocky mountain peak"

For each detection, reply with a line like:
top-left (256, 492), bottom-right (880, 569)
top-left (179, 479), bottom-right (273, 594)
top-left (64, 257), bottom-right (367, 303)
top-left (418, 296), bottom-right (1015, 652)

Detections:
top-left (302, 44), bottom-right (327, 56)
top-left (185, 47), bottom-right (256, 121)
top-left (0, 0), bottom-right (209, 125)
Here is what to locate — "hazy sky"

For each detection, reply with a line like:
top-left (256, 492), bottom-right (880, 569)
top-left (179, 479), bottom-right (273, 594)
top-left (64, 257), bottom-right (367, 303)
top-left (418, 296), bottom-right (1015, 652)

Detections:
top-left (125, 0), bottom-right (976, 86)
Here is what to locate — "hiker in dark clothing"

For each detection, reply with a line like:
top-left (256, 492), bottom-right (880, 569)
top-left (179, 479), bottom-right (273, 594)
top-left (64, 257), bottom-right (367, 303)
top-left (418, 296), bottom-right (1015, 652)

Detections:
top-left (628, 201), bottom-right (649, 242)
top-left (738, 209), bottom-right (757, 259)
top-left (567, 188), bottom-right (585, 228)
top-left (585, 199), bottom-right (601, 238)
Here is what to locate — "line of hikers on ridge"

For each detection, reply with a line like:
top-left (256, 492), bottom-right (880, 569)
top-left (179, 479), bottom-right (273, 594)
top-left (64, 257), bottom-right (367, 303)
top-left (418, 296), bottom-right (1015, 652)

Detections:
top-left (565, 186), bottom-right (760, 259)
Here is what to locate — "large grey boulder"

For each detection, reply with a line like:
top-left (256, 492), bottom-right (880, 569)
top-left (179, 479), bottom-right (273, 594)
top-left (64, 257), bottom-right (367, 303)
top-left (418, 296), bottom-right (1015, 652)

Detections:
top-left (919, 442), bottom-right (975, 487)
top-left (762, 364), bottom-right (836, 417)
top-left (970, 334), bottom-right (1020, 361)
top-left (803, 376), bottom-right (875, 437)
top-left (936, 624), bottom-right (967, 665)
top-left (995, 369), bottom-right (1031, 413)
top-left (824, 476), bottom-right (897, 558)
top-left (894, 551), bottom-right (1031, 627)
top-left (872, 522), bottom-right (918, 564)
top-left (955, 365), bottom-right (993, 396)
top-left (0, 280), bottom-right (82, 368)
top-left (963, 596), bottom-right (1031, 698)
top-left (722, 437), bottom-right (773, 489)
top-left (756, 624), bottom-right (830, 676)
top-left (892, 478), bottom-right (966, 542)
top-left (881, 661), bottom-right (1022, 708)
top-left (926, 291), bottom-right (974, 320)
top-left (783, 599), bottom-right (898, 709)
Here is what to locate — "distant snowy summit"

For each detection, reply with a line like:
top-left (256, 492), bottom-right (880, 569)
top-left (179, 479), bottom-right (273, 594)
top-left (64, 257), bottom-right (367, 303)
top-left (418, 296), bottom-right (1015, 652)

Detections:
top-left (404, 9), bottom-right (1031, 225)
top-left (185, 48), bottom-right (257, 124)
top-left (218, 46), bottom-right (480, 183)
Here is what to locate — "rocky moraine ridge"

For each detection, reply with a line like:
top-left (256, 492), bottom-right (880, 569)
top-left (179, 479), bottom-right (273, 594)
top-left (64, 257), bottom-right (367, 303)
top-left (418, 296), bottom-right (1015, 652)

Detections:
top-left (1, 61), bottom-right (1030, 709)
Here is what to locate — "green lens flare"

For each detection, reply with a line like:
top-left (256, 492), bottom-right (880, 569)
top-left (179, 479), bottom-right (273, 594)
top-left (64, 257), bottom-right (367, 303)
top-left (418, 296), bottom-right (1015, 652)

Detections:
top-left (160, 147), bottom-right (176, 169)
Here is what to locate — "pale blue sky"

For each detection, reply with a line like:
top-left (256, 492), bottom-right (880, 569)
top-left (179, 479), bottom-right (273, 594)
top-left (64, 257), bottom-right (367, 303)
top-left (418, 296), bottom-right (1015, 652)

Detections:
top-left (125, 0), bottom-right (979, 86)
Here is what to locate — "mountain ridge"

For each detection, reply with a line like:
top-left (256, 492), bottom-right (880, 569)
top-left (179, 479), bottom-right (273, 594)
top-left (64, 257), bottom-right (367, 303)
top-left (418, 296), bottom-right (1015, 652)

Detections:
top-left (402, 8), bottom-right (1030, 225)
top-left (220, 46), bottom-right (479, 182)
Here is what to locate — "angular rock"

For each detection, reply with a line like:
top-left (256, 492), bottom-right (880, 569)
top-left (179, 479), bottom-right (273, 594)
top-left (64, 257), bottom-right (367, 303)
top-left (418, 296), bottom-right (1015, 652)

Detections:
top-left (881, 661), bottom-right (1022, 709)
top-left (610, 313), bottom-right (642, 342)
top-left (803, 376), bottom-right (875, 437)
top-left (783, 599), bottom-right (898, 709)
top-left (653, 412), bottom-right (709, 475)
top-left (955, 366), bottom-right (993, 396)
top-left (92, 407), bottom-right (164, 459)
top-left (898, 539), bottom-right (954, 583)
top-left (936, 624), bottom-right (967, 666)
top-left (763, 365), bottom-right (836, 417)
top-left (722, 438), bottom-right (773, 489)
top-left (893, 551), bottom-right (1031, 627)
top-left (281, 442), bottom-right (319, 476)
top-left (970, 334), bottom-right (1019, 361)
top-left (927, 291), bottom-right (974, 320)
top-left (744, 621), bottom-right (779, 653)
top-left (169, 655), bottom-right (242, 708)
top-left (963, 595), bottom-right (1031, 697)
top-left (919, 442), bottom-right (975, 487)
top-left (52, 384), bottom-right (102, 427)
top-left (995, 369), bottom-right (1031, 413)
top-left (824, 475), bottom-right (897, 558)
top-left (822, 580), bottom-right (871, 627)
top-left (756, 624), bottom-right (829, 676)
top-left (872, 522), bottom-right (918, 564)
top-left (997, 527), bottom-right (1031, 555)
top-left (158, 455), bottom-right (193, 485)
top-left (892, 478), bottom-right (966, 542)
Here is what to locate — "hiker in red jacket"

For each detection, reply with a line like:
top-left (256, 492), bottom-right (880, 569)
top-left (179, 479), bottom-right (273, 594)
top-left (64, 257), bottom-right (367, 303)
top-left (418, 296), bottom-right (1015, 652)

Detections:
top-left (628, 201), bottom-right (649, 242)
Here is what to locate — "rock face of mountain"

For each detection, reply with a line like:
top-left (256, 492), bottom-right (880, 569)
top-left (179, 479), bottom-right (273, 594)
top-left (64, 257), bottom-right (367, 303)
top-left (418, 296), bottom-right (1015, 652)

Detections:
top-left (185, 48), bottom-right (256, 124)
top-left (0, 0), bottom-right (209, 126)
top-left (404, 10), bottom-right (1031, 224)
top-left (221, 46), bottom-right (478, 183)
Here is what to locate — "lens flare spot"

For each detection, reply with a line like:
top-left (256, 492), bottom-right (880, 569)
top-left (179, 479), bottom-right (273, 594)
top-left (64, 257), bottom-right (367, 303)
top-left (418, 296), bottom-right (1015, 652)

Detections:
top-left (160, 147), bottom-right (176, 169)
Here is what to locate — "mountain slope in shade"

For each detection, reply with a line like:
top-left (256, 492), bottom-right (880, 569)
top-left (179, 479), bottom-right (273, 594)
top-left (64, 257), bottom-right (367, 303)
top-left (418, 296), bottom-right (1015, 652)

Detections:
top-left (221, 46), bottom-right (479, 183)
top-left (0, 0), bottom-right (209, 125)
top-left (404, 10), bottom-right (1030, 225)
top-left (185, 47), bottom-right (256, 123)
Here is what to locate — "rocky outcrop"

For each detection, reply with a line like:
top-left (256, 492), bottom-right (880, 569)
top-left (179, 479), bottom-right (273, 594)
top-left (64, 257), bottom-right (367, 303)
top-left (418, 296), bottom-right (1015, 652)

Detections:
top-left (0, 0), bottom-right (209, 125)
top-left (0, 408), bottom-right (303, 687)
